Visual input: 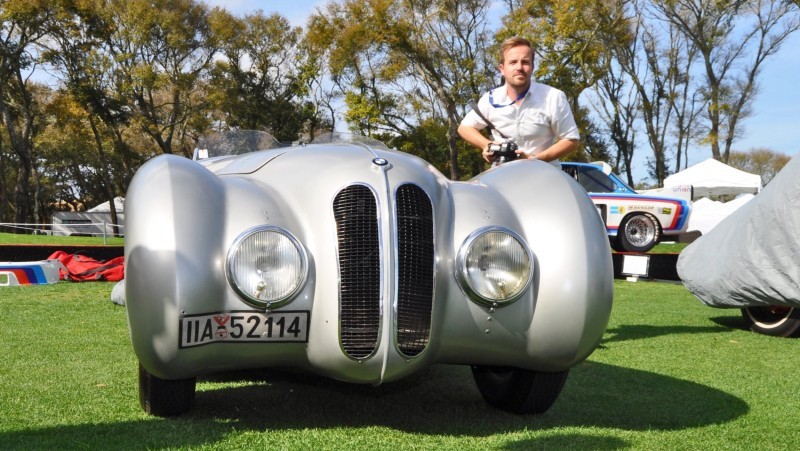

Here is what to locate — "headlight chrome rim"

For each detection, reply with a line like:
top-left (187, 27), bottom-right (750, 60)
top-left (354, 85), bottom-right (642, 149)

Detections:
top-left (456, 226), bottom-right (533, 307)
top-left (226, 225), bottom-right (308, 309)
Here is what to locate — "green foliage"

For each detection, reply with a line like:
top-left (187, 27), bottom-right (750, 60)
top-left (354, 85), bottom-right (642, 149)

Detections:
top-left (501, 0), bottom-right (629, 169)
top-left (3, 280), bottom-right (800, 448)
top-left (389, 117), bottom-right (484, 179)
top-left (306, 0), bottom-right (497, 179)
top-left (2, 0), bottom-right (798, 222)
top-left (649, 0), bottom-right (799, 164)
top-left (208, 11), bottom-right (318, 142)
top-left (502, 0), bottom-right (629, 100)
top-left (727, 148), bottom-right (791, 186)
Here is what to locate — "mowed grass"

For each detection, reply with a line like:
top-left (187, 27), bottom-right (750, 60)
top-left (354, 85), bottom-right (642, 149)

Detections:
top-left (2, 280), bottom-right (799, 450)
top-left (0, 232), bottom-right (124, 246)
top-left (647, 241), bottom-right (688, 253)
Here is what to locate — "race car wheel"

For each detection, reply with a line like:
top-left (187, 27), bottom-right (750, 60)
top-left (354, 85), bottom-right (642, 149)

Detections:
top-left (741, 306), bottom-right (800, 338)
top-left (615, 213), bottom-right (660, 253)
top-left (471, 366), bottom-right (569, 414)
top-left (139, 363), bottom-right (196, 416)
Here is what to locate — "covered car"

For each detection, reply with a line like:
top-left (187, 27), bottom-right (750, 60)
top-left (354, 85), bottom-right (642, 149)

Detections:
top-left (123, 131), bottom-right (614, 416)
top-left (677, 153), bottom-right (800, 337)
top-left (562, 162), bottom-right (691, 253)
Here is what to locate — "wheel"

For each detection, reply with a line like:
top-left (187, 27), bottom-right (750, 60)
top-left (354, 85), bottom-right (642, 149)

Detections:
top-left (615, 213), bottom-right (660, 253)
top-left (139, 363), bottom-right (196, 416)
top-left (741, 306), bottom-right (800, 338)
top-left (471, 366), bottom-right (569, 414)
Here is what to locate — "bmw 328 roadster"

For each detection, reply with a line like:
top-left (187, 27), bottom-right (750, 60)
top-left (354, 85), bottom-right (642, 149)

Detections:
top-left (123, 132), bottom-right (613, 416)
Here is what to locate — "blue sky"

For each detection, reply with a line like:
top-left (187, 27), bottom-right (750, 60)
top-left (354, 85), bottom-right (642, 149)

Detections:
top-left (204, 0), bottom-right (800, 181)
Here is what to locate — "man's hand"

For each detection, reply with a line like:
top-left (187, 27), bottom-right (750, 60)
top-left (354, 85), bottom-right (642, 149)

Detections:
top-left (458, 124), bottom-right (495, 162)
top-left (481, 142), bottom-right (499, 163)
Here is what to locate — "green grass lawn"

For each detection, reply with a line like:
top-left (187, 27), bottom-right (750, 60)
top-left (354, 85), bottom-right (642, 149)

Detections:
top-left (0, 232), bottom-right (124, 246)
top-left (647, 241), bottom-right (688, 253)
top-left (2, 280), bottom-right (798, 450)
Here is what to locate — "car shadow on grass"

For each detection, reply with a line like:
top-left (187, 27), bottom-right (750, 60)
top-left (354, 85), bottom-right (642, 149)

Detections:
top-left (709, 314), bottom-right (751, 332)
top-left (0, 362), bottom-right (747, 449)
top-left (201, 362), bottom-right (746, 430)
top-left (601, 323), bottom-right (732, 344)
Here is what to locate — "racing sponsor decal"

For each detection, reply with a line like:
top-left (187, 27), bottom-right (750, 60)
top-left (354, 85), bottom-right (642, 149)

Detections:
top-left (589, 194), bottom-right (690, 232)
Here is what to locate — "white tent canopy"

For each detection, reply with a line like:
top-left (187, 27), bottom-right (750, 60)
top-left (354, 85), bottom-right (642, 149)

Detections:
top-left (664, 158), bottom-right (762, 198)
top-left (88, 196), bottom-right (125, 213)
top-left (686, 193), bottom-right (754, 235)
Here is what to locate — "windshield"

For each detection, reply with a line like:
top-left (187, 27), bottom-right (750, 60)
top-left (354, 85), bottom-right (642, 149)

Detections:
top-left (310, 132), bottom-right (390, 149)
top-left (193, 131), bottom-right (390, 161)
top-left (562, 164), bottom-right (636, 194)
top-left (193, 130), bottom-right (286, 160)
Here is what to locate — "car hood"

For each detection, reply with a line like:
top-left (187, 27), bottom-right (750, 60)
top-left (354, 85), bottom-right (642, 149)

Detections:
top-left (197, 148), bottom-right (287, 175)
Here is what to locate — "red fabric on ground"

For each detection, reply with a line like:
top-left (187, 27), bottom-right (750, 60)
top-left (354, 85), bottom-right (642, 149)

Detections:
top-left (47, 250), bottom-right (124, 282)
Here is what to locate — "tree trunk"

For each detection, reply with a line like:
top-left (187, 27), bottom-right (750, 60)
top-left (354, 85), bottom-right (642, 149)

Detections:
top-left (446, 115), bottom-right (460, 180)
top-left (0, 92), bottom-right (34, 229)
top-left (88, 114), bottom-right (121, 235)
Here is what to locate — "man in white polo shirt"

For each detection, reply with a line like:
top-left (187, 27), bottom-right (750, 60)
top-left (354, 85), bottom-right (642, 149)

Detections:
top-left (458, 36), bottom-right (580, 167)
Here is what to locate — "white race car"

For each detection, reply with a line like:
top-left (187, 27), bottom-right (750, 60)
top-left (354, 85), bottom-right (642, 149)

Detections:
top-left (562, 162), bottom-right (692, 253)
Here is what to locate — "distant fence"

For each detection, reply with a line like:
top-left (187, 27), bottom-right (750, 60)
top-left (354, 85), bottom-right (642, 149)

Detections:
top-left (0, 218), bottom-right (125, 243)
top-left (51, 212), bottom-right (125, 238)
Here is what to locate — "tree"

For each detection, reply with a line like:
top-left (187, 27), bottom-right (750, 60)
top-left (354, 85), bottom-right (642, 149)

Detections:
top-left (502, 0), bottom-right (630, 162)
top-left (591, 58), bottom-right (640, 185)
top-left (103, 0), bottom-right (223, 155)
top-left (610, 0), bottom-right (694, 184)
top-left (668, 29), bottom-right (705, 174)
top-left (35, 90), bottom-right (101, 214)
top-left (655, 0), bottom-right (800, 163)
top-left (727, 147), bottom-right (790, 185)
top-left (0, 0), bottom-right (52, 225)
top-left (308, 0), bottom-right (496, 179)
top-left (43, 0), bottom-right (132, 230)
top-left (209, 11), bottom-right (320, 142)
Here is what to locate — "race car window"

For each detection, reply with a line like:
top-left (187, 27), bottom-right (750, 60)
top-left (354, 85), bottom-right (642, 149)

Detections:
top-left (576, 167), bottom-right (616, 193)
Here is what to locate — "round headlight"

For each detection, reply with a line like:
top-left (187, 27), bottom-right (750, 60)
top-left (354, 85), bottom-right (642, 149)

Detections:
top-left (456, 227), bottom-right (533, 306)
top-left (227, 226), bottom-right (307, 308)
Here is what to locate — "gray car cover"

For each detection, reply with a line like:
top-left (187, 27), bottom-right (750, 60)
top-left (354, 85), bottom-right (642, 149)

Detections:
top-left (677, 152), bottom-right (800, 308)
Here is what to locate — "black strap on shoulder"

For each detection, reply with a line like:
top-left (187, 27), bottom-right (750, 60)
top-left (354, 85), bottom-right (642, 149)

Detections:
top-left (471, 104), bottom-right (509, 139)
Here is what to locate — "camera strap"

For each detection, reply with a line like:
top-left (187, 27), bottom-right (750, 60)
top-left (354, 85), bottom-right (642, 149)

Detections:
top-left (471, 104), bottom-right (510, 140)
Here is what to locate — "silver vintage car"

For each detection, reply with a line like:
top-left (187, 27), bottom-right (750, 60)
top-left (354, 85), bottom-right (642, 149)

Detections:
top-left (124, 131), bottom-right (613, 416)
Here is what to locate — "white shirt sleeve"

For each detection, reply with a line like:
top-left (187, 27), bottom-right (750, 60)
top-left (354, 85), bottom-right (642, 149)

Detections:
top-left (552, 90), bottom-right (580, 141)
top-left (459, 94), bottom-right (491, 129)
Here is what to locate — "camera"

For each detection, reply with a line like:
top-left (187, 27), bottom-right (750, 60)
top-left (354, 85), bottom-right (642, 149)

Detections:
top-left (488, 141), bottom-right (519, 164)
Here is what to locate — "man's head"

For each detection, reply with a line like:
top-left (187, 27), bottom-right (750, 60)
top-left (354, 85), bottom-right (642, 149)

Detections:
top-left (498, 37), bottom-right (534, 91)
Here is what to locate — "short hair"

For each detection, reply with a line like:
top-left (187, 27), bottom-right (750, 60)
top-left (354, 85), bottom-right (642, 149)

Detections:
top-left (499, 37), bottom-right (534, 64)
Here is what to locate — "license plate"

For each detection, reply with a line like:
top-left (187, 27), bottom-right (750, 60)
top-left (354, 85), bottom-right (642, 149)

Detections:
top-left (179, 310), bottom-right (310, 348)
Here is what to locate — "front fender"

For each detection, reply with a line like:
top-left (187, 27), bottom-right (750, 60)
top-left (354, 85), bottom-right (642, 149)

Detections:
top-left (437, 160), bottom-right (613, 370)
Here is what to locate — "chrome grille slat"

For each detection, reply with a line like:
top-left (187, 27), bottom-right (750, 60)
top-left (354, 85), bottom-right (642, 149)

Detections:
top-left (333, 182), bottom-right (435, 360)
top-left (334, 185), bottom-right (380, 359)
top-left (395, 184), bottom-right (434, 357)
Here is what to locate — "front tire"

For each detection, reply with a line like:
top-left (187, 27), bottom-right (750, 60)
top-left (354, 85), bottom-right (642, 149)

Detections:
top-left (614, 213), bottom-right (660, 253)
top-left (139, 363), bottom-right (196, 416)
top-left (741, 306), bottom-right (800, 338)
top-left (472, 366), bottom-right (569, 414)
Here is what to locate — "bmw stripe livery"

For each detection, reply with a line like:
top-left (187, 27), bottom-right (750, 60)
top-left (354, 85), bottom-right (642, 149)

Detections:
top-left (562, 162), bottom-right (691, 253)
